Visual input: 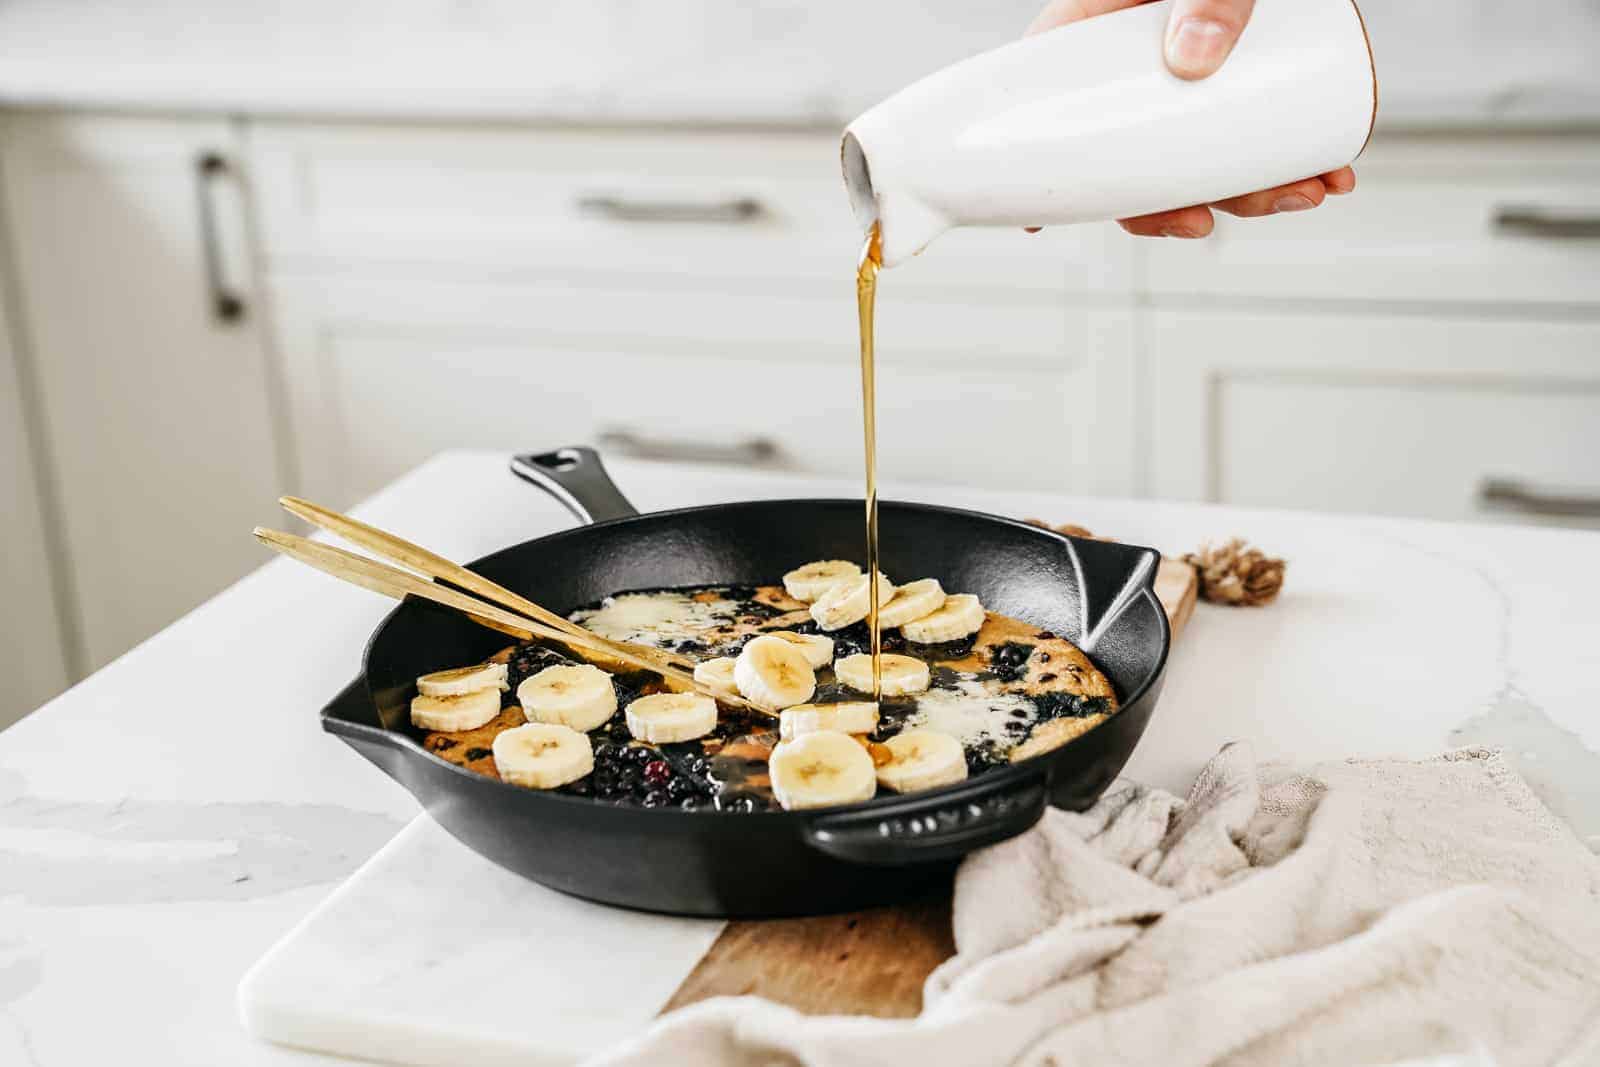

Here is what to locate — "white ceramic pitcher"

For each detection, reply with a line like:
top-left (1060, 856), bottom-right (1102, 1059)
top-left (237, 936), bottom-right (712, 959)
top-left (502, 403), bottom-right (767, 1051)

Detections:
top-left (842, 0), bottom-right (1377, 266)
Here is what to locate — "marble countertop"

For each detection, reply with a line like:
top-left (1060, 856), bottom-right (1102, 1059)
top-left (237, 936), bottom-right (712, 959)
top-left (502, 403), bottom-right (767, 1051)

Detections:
top-left (0, 0), bottom-right (1596, 130)
top-left (2, 449), bottom-right (1598, 1064)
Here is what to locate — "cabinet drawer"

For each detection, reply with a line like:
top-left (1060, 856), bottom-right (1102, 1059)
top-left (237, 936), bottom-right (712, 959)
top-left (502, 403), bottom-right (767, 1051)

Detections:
top-left (266, 275), bottom-right (1135, 504)
top-left (270, 272), bottom-right (1075, 367)
top-left (247, 122), bottom-right (1130, 295)
top-left (1145, 308), bottom-right (1600, 526)
top-left (1141, 133), bottom-right (1600, 306)
top-left (1215, 378), bottom-right (1600, 528)
top-left (314, 333), bottom-right (1119, 502)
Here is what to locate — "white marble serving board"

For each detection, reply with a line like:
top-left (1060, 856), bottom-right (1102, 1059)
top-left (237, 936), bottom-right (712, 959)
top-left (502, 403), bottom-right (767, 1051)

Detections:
top-left (238, 815), bottom-right (725, 1066)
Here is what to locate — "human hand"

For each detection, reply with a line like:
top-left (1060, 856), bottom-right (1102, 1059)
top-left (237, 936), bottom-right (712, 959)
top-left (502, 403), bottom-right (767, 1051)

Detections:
top-left (1025, 0), bottom-right (1357, 237)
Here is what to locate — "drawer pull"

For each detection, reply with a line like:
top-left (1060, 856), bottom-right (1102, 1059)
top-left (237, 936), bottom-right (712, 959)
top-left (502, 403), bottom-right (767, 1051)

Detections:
top-left (577, 194), bottom-right (767, 225)
top-left (597, 429), bottom-right (781, 467)
top-left (1492, 204), bottom-right (1600, 240)
top-left (1478, 477), bottom-right (1600, 519)
top-left (195, 152), bottom-right (248, 323)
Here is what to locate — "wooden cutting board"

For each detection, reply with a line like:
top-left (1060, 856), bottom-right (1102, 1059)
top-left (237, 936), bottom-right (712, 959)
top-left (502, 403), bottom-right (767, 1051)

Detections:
top-left (664, 555), bottom-right (1198, 1018)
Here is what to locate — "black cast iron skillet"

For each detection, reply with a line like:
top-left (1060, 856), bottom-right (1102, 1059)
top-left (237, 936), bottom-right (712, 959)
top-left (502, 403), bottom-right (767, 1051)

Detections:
top-left (321, 446), bottom-right (1170, 917)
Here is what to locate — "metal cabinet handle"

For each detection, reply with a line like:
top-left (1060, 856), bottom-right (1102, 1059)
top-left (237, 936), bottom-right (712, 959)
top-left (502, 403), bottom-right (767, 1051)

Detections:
top-left (1478, 477), bottom-right (1600, 519)
top-left (597, 429), bottom-right (781, 467)
top-left (1492, 204), bottom-right (1600, 240)
top-left (195, 152), bottom-right (247, 324)
top-left (576, 194), bottom-right (767, 224)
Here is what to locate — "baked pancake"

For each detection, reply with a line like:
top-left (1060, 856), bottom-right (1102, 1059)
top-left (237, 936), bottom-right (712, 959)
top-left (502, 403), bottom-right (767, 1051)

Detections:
top-left (413, 584), bottom-right (1118, 811)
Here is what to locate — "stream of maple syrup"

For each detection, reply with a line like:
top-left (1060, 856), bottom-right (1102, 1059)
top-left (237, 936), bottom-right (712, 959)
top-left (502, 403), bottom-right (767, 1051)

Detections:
top-left (857, 223), bottom-right (884, 701)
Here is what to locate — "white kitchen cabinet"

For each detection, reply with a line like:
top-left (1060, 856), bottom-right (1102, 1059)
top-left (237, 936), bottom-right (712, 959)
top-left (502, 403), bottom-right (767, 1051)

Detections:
top-left (266, 270), bottom-right (1136, 504)
top-left (1139, 135), bottom-right (1600, 306)
top-left (245, 122), bottom-right (1133, 296)
top-left (1139, 131), bottom-right (1600, 527)
top-left (0, 113), bottom-right (290, 670)
top-left (250, 122), bottom-right (1137, 506)
top-left (0, 260), bottom-right (71, 728)
top-left (1144, 307), bottom-right (1600, 526)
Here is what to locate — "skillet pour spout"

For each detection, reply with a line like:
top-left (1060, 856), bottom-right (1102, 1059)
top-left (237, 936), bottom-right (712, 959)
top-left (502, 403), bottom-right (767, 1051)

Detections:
top-left (320, 446), bottom-right (1170, 917)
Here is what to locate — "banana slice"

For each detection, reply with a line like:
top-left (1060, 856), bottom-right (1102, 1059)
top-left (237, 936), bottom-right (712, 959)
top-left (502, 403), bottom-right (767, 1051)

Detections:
top-left (834, 653), bottom-right (931, 696)
top-left (692, 656), bottom-right (738, 695)
top-left (901, 593), bottom-right (986, 644)
top-left (808, 573), bottom-right (896, 631)
top-left (783, 560), bottom-right (862, 602)
top-left (876, 729), bottom-right (968, 793)
top-left (409, 687), bottom-right (502, 731)
top-left (517, 664), bottom-right (617, 732)
top-left (769, 730), bottom-right (877, 810)
top-left (492, 723), bottom-right (594, 789)
top-left (779, 701), bottom-right (880, 741)
top-left (733, 634), bottom-right (817, 712)
top-left (874, 579), bottom-right (947, 629)
top-left (765, 630), bottom-right (835, 669)
top-left (625, 692), bottom-right (719, 743)
top-left (416, 662), bottom-right (509, 698)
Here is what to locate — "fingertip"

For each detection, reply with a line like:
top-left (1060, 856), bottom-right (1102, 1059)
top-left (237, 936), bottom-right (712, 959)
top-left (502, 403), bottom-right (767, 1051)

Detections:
top-left (1120, 205), bottom-right (1213, 238)
top-left (1164, 19), bottom-right (1235, 80)
top-left (1164, 0), bottom-right (1253, 79)
top-left (1323, 167), bottom-right (1357, 195)
top-left (1287, 179), bottom-right (1327, 210)
top-left (1216, 178), bottom-right (1326, 218)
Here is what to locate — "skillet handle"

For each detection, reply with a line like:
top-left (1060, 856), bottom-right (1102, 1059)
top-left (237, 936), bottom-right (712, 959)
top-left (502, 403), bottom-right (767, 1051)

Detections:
top-left (803, 772), bottom-right (1048, 866)
top-left (510, 447), bottom-right (640, 524)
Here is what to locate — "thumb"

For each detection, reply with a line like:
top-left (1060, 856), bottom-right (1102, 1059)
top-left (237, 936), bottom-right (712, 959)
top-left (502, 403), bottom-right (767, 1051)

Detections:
top-left (1164, 0), bottom-right (1254, 79)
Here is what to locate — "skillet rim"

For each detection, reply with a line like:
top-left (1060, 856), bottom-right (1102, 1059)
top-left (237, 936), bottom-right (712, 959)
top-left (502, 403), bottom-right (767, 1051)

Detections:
top-left (339, 495), bottom-right (1171, 820)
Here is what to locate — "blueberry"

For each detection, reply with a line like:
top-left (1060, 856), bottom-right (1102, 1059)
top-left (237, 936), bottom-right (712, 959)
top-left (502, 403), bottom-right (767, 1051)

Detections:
top-left (594, 742), bottom-right (617, 762)
top-left (666, 777), bottom-right (694, 800)
top-left (566, 778), bottom-right (593, 797)
top-left (627, 746), bottom-right (654, 765)
top-left (720, 795), bottom-right (758, 814)
top-left (679, 796), bottom-right (703, 811)
top-left (641, 789), bottom-right (669, 807)
top-left (989, 642), bottom-right (1035, 682)
top-left (608, 722), bottom-right (631, 742)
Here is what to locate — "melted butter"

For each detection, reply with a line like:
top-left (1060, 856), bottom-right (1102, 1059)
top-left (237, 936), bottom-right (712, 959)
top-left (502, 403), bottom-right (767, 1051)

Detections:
top-left (904, 676), bottom-right (1036, 753)
top-left (569, 591), bottom-right (740, 648)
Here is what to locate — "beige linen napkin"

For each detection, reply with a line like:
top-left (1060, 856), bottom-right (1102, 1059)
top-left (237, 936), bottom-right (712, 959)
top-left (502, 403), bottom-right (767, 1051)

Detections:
top-left (592, 745), bottom-right (1600, 1067)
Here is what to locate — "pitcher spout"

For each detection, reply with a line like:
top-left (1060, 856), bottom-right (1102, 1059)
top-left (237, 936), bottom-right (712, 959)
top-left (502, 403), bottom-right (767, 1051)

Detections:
top-left (841, 129), bottom-right (950, 268)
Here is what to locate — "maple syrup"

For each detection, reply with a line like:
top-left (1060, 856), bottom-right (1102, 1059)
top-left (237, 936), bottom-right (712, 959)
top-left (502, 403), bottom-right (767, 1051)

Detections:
top-left (856, 223), bottom-right (884, 701)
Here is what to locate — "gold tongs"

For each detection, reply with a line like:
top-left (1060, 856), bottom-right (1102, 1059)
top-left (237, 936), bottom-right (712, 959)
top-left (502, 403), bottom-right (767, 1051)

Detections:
top-left (255, 497), bottom-right (766, 714)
